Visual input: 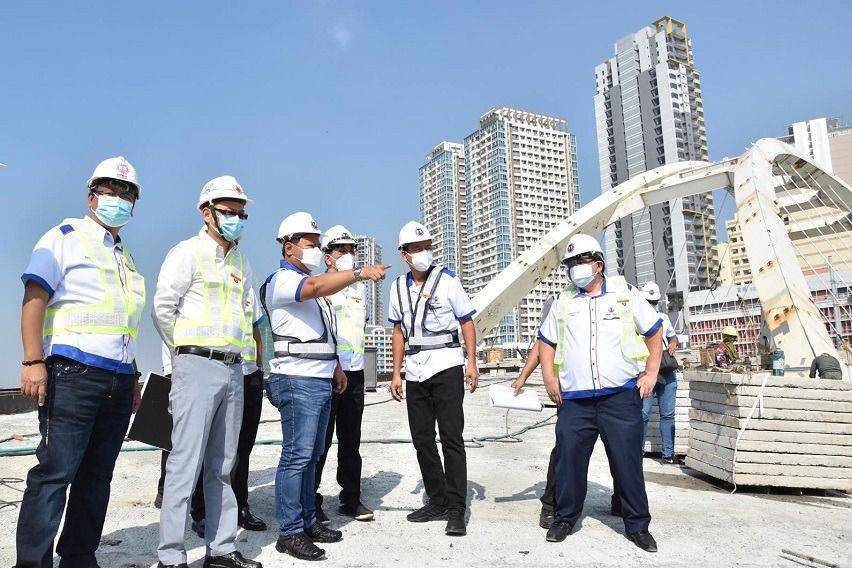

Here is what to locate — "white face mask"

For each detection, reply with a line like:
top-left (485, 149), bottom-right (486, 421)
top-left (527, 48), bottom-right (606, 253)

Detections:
top-left (333, 253), bottom-right (354, 271)
top-left (407, 250), bottom-right (433, 272)
top-left (299, 245), bottom-right (324, 273)
top-left (569, 263), bottom-right (597, 289)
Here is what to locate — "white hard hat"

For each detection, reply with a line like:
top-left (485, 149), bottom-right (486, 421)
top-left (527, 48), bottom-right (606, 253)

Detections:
top-left (278, 212), bottom-right (322, 241)
top-left (321, 224), bottom-right (357, 252)
top-left (197, 175), bottom-right (252, 209)
top-left (641, 281), bottom-right (662, 302)
top-left (562, 233), bottom-right (604, 263)
top-left (87, 156), bottom-right (141, 196)
top-left (398, 221), bottom-right (432, 249)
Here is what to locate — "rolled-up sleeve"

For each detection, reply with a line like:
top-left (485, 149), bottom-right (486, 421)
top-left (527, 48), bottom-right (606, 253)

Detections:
top-left (152, 244), bottom-right (193, 350)
top-left (22, 227), bottom-right (65, 297)
top-left (538, 302), bottom-right (558, 347)
top-left (269, 270), bottom-right (304, 309)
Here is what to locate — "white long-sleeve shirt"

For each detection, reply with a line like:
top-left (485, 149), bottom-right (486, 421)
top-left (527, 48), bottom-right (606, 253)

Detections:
top-left (152, 228), bottom-right (255, 353)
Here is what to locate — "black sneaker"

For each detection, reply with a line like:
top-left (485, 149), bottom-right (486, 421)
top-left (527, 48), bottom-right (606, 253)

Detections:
top-left (203, 551), bottom-right (263, 568)
top-left (445, 508), bottom-right (466, 536)
top-left (154, 492), bottom-right (163, 509)
top-left (546, 521), bottom-right (572, 542)
top-left (661, 455), bottom-right (683, 465)
top-left (315, 504), bottom-right (330, 526)
top-left (305, 521), bottom-right (343, 543)
top-left (539, 506), bottom-right (555, 529)
top-left (276, 532), bottom-right (325, 561)
top-left (157, 563), bottom-right (188, 568)
top-left (628, 530), bottom-right (658, 552)
top-left (339, 502), bottom-right (374, 521)
top-left (406, 502), bottom-right (448, 523)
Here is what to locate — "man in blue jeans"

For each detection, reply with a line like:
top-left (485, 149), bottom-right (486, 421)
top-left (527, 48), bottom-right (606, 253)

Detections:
top-left (261, 212), bottom-right (389, 561)
top-left (16, 157), bottom-right (146, 568)
top-left (639, 282), bottom-right (680, 465)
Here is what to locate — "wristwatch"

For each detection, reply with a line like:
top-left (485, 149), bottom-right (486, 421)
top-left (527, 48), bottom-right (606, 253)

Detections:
top-left (353, 268), bottom-right (362, 282)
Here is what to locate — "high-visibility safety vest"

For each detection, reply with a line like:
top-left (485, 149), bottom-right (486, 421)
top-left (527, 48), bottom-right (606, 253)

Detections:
top-left (553, 275), bottom-right (648, 372)
top-left (173, 244), bottom-right (251, 349)
top-left (332, 286), bottom-right (366, 356)
top-left (394, 265), bottom-right (460, 356)
top-left (44, 218), bottom-right (146, 339)
top-left (259, 272), bottom-right (338, 361)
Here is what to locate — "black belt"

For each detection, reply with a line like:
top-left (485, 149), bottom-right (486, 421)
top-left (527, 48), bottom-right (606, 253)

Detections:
top-left (176, 346), bottom-right (242, 365)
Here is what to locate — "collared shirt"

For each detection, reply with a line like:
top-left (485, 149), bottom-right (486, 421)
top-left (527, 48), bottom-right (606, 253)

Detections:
top-left (264, 260), bottom-right (337, 379)
top-left (160, 285), bottom-right (263, 376)
top-left (538, 277), bottom-right (662, 398)
top-left (21, 215), bottom-right (140, 373)
top-left (328, 281), bottom-right (367, 372)
top-left (152, 228), bottom-right (256, 354)
top-left (660, 312), bottom-right (677, 346)
top-left (388, 267), bottom-right (475, 383)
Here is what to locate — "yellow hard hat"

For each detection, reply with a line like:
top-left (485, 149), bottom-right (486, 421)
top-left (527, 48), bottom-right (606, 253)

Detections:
top-left (722, 326), bottom-right (738, 338)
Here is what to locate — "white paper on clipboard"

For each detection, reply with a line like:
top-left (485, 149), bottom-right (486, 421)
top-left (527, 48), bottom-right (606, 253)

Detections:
top-left (489, 384), bottom-right (542, 412)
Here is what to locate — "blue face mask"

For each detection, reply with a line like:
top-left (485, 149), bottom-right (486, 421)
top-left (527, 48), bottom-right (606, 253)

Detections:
top-left (216, 212), bottom-right (245, 242)
top-left (92, 194), bottom-right (133, 227)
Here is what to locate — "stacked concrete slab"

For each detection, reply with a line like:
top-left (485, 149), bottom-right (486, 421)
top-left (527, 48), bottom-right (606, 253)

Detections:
top-left (642, 373), bottom-right (691, 455)
top-left (685, 370), bottom-right (852, 490)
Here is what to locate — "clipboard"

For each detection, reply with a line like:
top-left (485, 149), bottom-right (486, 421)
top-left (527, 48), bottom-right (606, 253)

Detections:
top-left (127, 372), bottom-right (173, 451)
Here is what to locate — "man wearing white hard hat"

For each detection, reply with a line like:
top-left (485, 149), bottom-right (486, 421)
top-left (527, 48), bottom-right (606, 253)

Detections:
top-left (261, 212), bottom-right (388, 561)
top-left (153, 175), bottom-right (262, 568)
top-left (538, 233), bottom-right (663, 552)
top-left (313, 225), bottom-right (374, 524)
top-left (639, 281), bottom-right (680, 465)
top-left (388, 221), bottom-right (478, 537)
top-left (16, 156), bottom-right (146, 568)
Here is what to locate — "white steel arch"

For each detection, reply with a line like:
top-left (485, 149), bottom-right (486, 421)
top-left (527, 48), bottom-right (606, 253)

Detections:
top-left (471, 138), bottom-right (852, 373)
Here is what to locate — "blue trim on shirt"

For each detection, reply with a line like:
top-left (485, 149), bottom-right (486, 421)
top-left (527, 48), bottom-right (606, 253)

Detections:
top-left (576, 275), bottom-right (606, 297)
top-left (21, 273), bottom-right (55, 297)
top-left (441, 267), bottom-right (457, 278)
top-left (50, 344), bottom-right (134, 374)
top-left (642, 318), bottom-right (663, 337)
top-left (562, 378), bottom-right (637, 399)
top-left (294, 277), bottom-right (307, 302)
top-left (59, 224), bottom-right (74, 235)
top-left (388, 318), bottom-right (402, 324)
top-left (456, 310), bottom-right (476, 322)
top-left (537, 331), bottom-right (557, 347)
top-left (280, 259), bottom-right (309, 275)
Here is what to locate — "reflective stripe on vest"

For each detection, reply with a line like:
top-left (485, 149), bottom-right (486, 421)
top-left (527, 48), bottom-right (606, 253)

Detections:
top-left (44, 218), bottom-right (146, 338)
top-left (173, 244), bottom-right (250, 349)
top-left (259, 270), bottom-right (338, 361)
top-left (334, 286), bottom-right (366, 356)
top-left (395, 265), bottom-right (460, 355)
top-left (552, 275), bottom-right (648, 373)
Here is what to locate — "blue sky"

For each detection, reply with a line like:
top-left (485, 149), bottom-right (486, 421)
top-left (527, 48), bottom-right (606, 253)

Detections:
top-left (1, 1), bottom-right (850, 385)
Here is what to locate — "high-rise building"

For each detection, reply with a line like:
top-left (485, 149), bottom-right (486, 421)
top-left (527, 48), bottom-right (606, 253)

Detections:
top-left (595, 16), bottom-right (716, 301)
top-left (724, 117), bottom-right (852, 285)
top-left (355, 234), bottom-right (383, 326)
top-left (419, 142), bottom-right (467, 279)
top-left (464, 107), bottom-right (580, 346)
top-left (364, 325), bottom-right (394, 374)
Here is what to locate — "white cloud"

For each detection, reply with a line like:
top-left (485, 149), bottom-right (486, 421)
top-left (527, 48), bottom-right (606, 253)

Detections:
top-left (332, 21), bottom-right (353, 48)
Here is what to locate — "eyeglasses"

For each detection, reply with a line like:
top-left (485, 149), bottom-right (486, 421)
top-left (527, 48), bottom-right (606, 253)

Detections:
top-left (562, 255), bottom-right (598, 268)
top-left (213, 207), bottom-right (248, 220)
top-left (92, 183), bottom-right (137, 202)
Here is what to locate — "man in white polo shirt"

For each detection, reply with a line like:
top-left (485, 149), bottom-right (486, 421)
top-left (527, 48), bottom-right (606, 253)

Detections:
top-left (388, 221), bottom-right (478, 537)
top-left (538, 234), bottom-right (663, 552)
top-left (262, 212), bottom-right (388, 562)
top-left (16, 156), bottom-right (146, 568)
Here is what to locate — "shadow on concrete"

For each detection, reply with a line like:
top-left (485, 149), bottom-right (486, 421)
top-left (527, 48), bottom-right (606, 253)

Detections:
top-left (321, 469), bottom-right (403, 529)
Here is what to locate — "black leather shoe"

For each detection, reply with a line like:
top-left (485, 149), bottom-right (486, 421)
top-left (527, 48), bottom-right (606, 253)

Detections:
top-left (610, 496), bottom-right (622, 517)
top-left (238, 506), bottom-right (267, 531)
top-left (445, 508), bottom-right (466, 536)
top-left (276, 532), bottom-right (325, 561)
top-left (406, 502), bottom-right (448, 522)
top-left (203, 551), bottom-right (262, 568)
top-left (191, 518), bottom-right (206, 538)
top-left (539, 506), bottom-right (555, 529)
top-left (154, 491), bottom-right (163, 509)
top-left (306, 521), bottom-right (343, 543)
top-left (339, 501), bottom-right (374, 521)
top-left (157, 563), bottom-right (188, 568)
top-left (546, 521), bottom-right (572, 542)
top-left (315, 504), bottom-right (330, 526)
top-left (661, 455), bottom-right (683, 465)
top-left (628, 530), bottom-right (658, 552)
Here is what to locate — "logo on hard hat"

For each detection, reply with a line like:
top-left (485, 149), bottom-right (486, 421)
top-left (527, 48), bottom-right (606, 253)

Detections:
top-left (311, 220), bottom-right (318, 230)
top-left (567, 243), bottom-right (575, 253)
top-left (415, 227), bottom-right (424, 236)
top-left (234, 183), bottom-right (243, 194)
top-left (116, 163), bottom-right (129, 178)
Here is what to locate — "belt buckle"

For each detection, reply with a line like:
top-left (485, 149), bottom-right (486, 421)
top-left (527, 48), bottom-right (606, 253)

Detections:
top-left (224, 353), bottom-right (237, 365)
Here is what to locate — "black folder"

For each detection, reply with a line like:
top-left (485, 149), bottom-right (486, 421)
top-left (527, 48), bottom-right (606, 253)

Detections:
top-left (127, 372), bottom-right (173, 451)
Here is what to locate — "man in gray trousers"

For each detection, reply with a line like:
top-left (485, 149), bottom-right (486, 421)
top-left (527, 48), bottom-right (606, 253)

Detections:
top-left (152, 176), bottom-right (262, 568)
